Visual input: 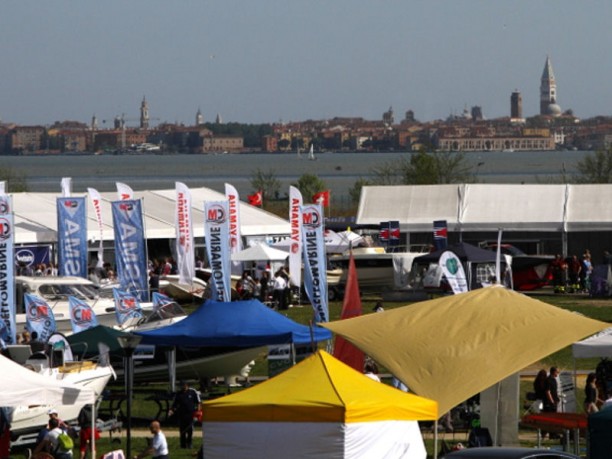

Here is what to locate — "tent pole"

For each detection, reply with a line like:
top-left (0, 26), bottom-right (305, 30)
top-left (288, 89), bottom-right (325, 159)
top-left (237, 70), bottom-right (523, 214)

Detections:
top-left (91, 402), bottom-right (96, 459)
top-left (433, 420), bottom-right (438, 459)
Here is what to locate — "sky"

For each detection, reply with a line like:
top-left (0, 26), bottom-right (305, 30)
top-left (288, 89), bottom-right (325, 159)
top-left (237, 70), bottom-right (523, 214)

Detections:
top-left (1, 1), bottom-right (610, 126)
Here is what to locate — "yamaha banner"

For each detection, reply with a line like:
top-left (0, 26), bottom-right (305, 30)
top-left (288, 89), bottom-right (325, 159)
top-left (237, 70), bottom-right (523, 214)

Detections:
top-left (24, 293), bottom-right (57, 342)
top-left (300, 203), bottom-right (328, 323)
top-left (0, 193), bottom-right (16, 345)
top-left (225, 183), bottom-right (243, 276)
top-left (57, 196), bottom-right (88, 278)
top-left (289, 186), bottom-right (303, 287)
top-left (68, 296), bottom-right (99, 333)
top-left (204, 200), bottom-right (231, 302)
top-left (175, 182), bottom-right (195, 285)
top-left (88, 188), bottom-right (105, 267)
top-left (112, 288), bottom-right (143, 326)
top-left (111, 199), bottom-right (149, 302)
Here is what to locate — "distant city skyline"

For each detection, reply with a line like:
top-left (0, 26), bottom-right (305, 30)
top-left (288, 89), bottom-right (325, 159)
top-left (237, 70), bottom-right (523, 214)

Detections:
top-left (1, 1), bottom-right (610, 126)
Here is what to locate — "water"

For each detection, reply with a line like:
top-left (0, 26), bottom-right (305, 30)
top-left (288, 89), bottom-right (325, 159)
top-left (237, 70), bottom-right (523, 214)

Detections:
top-left (1, 150), bottom-right (589, 199)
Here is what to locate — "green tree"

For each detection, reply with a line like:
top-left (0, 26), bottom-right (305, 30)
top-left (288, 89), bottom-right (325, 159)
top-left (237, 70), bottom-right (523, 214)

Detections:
top-left (574, 148), bottom-right (612, 183)
top-left (250, 168), bottom-right (281, 202)
top-left (293, 173), bottom-right (326, 202)
top-left (371, 161), bottom-right (404, 185)
top-left (348, 177), bottom-right (371, 204)
top-left (0, 166), bottom-right (28, 192)
top-left (401, 149), bottom-right (475, 184)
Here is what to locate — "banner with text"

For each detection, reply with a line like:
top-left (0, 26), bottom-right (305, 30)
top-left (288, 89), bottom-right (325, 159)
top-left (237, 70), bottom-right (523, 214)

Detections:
top-left (300, 203), bottom-right (328, 322)
top-left (0, 193), bottom-right (16, 345)
top-left (439, 250), bottom-right (469, 294)
top-left (88, 187), bottom-right (105, 267)
top-left (289, 186), bottom-right (303, 287)
top-left (57, 196), bottom-right (88, 278)
top-left (68, 296), bottom-right (99, 333)
top-left (24, 293), bottom-right (57, 342)
top-left (111, 199), bottom-right (149, 302)
top-left (204, 200), bottom-right (231, 302)
top-left (225, 183), bottom-right (243, 276)
top-left (175, 182), bottom-right (195, 285)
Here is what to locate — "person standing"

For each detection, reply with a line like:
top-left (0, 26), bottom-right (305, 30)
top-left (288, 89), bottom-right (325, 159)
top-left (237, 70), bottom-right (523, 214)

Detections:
top-left (34, 418), bottom-right (73, 459)
top-left (273, 270), bottom-right (288, 310)
top-left (168, 381), bottom-right (200, 449)
top-left (584, 372), bottom-right (602, 414)
top-left (134, 421), bottom-right (168, 459)
top-left (543, 366), bottom-right (560, 413)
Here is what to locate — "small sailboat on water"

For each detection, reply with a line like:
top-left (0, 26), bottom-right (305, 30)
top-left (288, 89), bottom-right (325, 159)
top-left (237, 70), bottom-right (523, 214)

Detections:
top-left (308, 144), bottom-right (316, 161)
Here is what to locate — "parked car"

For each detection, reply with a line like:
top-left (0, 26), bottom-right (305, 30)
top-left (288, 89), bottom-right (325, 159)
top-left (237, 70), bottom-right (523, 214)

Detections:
top-left (444, 446), bottom-right (579, 459)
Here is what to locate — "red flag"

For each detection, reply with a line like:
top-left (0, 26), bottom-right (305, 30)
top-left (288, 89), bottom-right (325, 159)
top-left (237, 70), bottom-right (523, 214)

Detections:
top-left (333, 251), bottom-right (365, 372)
top-left (247, 191), bottom-right (262, 206)
top-left (312, 190), bottom-right (330, 207)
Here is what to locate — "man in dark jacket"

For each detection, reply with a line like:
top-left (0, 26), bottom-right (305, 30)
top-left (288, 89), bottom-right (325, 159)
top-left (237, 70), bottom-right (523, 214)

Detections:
top-left (169, 381), bottom-right (200, 449)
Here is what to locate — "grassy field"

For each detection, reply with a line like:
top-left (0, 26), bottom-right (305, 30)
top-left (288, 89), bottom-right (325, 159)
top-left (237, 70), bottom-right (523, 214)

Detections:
top-left (17, 290), bottom-right (607, 459)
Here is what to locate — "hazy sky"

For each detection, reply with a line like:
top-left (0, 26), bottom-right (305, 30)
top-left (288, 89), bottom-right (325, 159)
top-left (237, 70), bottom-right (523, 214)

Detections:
top-left (1, 1), bottom-right (610, 126)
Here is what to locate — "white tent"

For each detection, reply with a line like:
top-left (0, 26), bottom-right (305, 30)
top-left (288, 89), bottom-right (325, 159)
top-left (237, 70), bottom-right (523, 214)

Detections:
top-left (572, 328), bottom-right (612, 359)
top-left (0, 354), bottom-right (95, 406)
top-left (231, 243), bottom-right (289, 262)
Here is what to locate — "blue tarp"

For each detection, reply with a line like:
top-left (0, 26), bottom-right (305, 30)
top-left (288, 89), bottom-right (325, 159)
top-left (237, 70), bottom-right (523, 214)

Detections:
top-left (135, 299), bottom-right (332, 347)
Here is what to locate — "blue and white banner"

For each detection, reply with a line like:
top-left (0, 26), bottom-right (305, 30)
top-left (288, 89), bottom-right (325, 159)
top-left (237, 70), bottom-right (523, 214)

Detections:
top-left (24, 293), bottom-right (57, 342)
top-left (112, 288), bottom-right (143, 326)
top-left (68, 296), bottom-right (99, 333)
top-left (289, 186), bottom-right (303, 287)
top-left (439, 250), bottom-right (469, 294)
top-left (300, 203), bottom-right (328, 323)
top-left (175, 182), bottom-right (195, 285)
top-left (111, 199), bottom-right (149, 302)
top-left (152, 291), bottom-right (174, 309)
top-left (224, 183), bottom-right (243, 276)
top-left (57, 196), bottom-right (88, 278)
top-left (15, 245), bottom-right (51, 272)
top-left (0, 193), bottom-right (16, 345)
top-left (204, 200), bottom-right (231, 302)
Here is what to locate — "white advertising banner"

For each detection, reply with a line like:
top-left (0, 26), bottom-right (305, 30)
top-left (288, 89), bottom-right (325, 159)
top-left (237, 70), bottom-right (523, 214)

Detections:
top-left (205, 201), bottom-right (232, 302)
top-left (88, 187), bottom-right (105, 267)
top-left (224, 183), bottom-right (243, 276)
top-left (176, 182), bottom-right (195, 285)
top-left (289, 186), bottom-right (303, 287)
top-left (300, 203), bottom-right (328, 322)
top-left (116, 182), bottom-right (134, 201)
top-left (439, 250), bottom-right (468, 294)
top-left (0, 193), bottom-right (16, 345)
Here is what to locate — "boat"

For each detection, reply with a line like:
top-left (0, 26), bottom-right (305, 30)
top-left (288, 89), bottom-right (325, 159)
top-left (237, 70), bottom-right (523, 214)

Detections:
top-left (308, 144), bottom-right (316, 160)
top-left (14, 276), bottom-right (139, 334)
top-left (158, 275), bottom-right (208, 302)
top-left (4, 339), bottom-right (115, 442)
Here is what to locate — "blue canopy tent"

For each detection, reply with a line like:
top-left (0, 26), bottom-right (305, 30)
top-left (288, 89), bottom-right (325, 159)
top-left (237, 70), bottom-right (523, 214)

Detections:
top-left (135, 299), bottom-right (332, 347)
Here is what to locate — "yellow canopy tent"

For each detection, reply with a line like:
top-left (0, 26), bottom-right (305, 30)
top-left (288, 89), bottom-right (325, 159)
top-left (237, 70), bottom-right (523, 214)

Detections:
top-left (203, 350), bottom-right (437, 459)
top-left (322, 285), bottom-right (608, 415)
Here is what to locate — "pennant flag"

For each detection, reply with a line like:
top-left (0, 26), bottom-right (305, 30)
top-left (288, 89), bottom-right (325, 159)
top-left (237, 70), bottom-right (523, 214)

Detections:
top-left (88, 188), bottom-right (105, 267)
top-left (439, 251), bottom-right (468, 294)
top-left (333, 251), bottom-right (364, 372)
top-left (24, 294), bottom-right (57, 342)
top-left (57, 196), bottom-right (88, 278)
top-left (312, 190), bottom-right (330, 207)
top-left (112, 288), bottom-right (144, 326)
top-left (225, 183), bottom-right (244, 276)
top-left (379, 221), bottom-right (390, 243)
top-left (116, 182), bottom-right (134, 201)
top-left (175, 182), bottom-right (195, 285)
top-left (204, 201), bottom-right (232, 302)
top-left (111, 199), bottom-right (149, 302)
top-left (0, 192), bottom-right (16, 345)
top-left (247, 191), bottom-right (262, 206)
top-left (300, 203), bottom-right (328, 322)
top-left (433, 220), bottom-right (448, 251)
top-left (61, 177), bottom-right (72, 197)
top-left (68, 296), bottom-right (99, 333)
top-left (152, 292), bottom-right (174, 310)
top-left (389, 220), bottom-right (400, 247)
top-left (288, 186), bottom-right (303, 287)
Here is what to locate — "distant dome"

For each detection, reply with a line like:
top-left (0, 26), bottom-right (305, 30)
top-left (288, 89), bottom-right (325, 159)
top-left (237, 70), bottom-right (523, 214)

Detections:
top-left (546, 103), bottom-right (562, 117)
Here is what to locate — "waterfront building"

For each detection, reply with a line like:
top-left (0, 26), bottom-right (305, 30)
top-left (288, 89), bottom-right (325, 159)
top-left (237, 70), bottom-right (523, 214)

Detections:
top-left (511, 90), bottom-right (523, 121)
top-left (140, 96), bottom-right (150, 130)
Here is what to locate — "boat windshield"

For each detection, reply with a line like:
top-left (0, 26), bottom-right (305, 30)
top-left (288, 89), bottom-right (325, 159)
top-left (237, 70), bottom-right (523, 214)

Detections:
top-left (144, 302), bottom-right (186, 323)
top-left (38, 283), bottom-right (100, 302)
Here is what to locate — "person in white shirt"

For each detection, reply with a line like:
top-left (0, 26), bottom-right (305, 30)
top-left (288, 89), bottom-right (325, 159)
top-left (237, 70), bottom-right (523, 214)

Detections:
top-left (134, 421), bottom-right (168, 459)
top-left (273, 270), bottom-right (288, 310)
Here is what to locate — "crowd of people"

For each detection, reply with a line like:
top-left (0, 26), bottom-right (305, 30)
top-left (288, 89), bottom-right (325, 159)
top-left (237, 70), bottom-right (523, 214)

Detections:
top-left (550, 249), bottom-right (596, 293)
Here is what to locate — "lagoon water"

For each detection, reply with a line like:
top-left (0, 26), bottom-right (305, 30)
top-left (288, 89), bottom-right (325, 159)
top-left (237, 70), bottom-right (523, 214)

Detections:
top-left (2, 150), bottom-right (587, 201)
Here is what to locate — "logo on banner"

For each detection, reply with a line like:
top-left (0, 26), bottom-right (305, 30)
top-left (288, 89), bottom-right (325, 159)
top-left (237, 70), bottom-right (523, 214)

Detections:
top-left (445, 257), bottom-right (459, 275)
top-left (28, 297), bottom-right (52, 322)
top-left (207, 205), bottom-right (226, 224)
top-left (0, 218), bottom-right (10, 240)
top-left (0, 200), bottom-right (9, 214)
top-left (15, 249), bottom-right (35, 265)
top-left (227, 194), bottom-right (239, 248)
top-left (302, 208), bottom-right (322, 228)
top-left (118, 296), bottom-right (136, 312)
top-left (119, 202), bottom-right (134, 212)
top-left (71, 303), bottom-right (94, 325)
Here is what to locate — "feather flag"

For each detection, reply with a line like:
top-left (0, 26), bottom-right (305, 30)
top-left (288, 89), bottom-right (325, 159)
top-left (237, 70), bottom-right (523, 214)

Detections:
top-left (116, 182), bottom-right (134, 201)
top-left (288, 186), bottom-right (303, 288)
top-left (175, 182), bottom-right (195, 285)
top-left (68, 296), bottom-right (99, 333)
top-left (332, 251), bottom-right (365, 372)
top-left (225, 183), bottom-right (244, 276)
top-left (88, 187), bottom-right (105, 267)
top-left (112, 288), bottom-right (143, 326)
top-left (152, 292), bottom-right (175, 309)
top-left (0, 192), bottom-right (16, 345)
top-left (24, 294), bottom-right (57, 342)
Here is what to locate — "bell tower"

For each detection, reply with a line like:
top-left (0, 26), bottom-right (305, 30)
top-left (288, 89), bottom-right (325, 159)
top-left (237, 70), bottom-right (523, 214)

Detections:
top-left (140, 96), bottom-right (150, 129)
top-left (540, 56), bottom-right (557, 115)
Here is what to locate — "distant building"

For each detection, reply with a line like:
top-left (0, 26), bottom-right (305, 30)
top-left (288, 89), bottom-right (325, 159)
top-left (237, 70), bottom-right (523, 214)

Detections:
top-left (196, 108), bottom-right (204, 126)
top-left (511, 90), bottom-right (523, 120)
top-left (471, 106), bottom-right (483, 121)
top-left (382, 106), bottom-right (394, 125)
top-left (140, 96), bottom-right (150, 129)
top-left (540, 56), bottom-right (562, 117)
